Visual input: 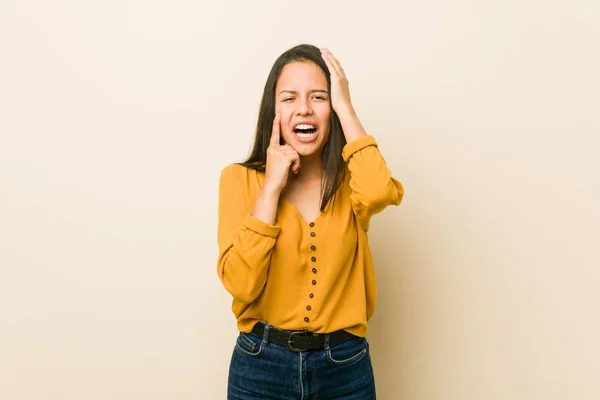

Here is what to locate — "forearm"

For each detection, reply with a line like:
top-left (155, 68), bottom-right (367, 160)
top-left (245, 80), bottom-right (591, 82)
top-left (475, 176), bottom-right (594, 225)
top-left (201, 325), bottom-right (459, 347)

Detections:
top-left (218, 205), bottom-right (280, 304)
top-left (218, 239), bottom-right (272, 304)
top-left (336, 105), bottom-right (368, 144)
top-left (251, 187), bottom-right (281, 226)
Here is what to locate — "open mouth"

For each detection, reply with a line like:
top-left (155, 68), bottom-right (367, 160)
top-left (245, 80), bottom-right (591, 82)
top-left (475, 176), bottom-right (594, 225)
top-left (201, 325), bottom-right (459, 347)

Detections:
top-left (293, 123), bottom-right (318, 142)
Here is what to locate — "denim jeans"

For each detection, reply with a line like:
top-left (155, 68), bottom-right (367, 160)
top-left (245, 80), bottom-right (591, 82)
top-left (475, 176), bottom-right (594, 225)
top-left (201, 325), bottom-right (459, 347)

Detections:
top-left (227, 324), bottom-right (376, 399)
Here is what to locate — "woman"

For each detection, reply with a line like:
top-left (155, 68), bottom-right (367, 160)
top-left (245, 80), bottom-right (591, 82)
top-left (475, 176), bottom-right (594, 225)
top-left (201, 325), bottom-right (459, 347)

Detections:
top-left (217, 44), bottom-right (403, 399)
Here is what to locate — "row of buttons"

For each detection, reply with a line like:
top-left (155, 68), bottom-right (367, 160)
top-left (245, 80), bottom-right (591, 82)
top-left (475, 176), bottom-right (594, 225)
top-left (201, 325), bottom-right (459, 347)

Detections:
top-left (305, 222), bottom-right (317, 323)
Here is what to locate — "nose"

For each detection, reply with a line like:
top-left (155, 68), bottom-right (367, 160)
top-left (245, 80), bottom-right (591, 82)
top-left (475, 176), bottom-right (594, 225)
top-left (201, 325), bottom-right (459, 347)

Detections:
top-left (295, 97), bottom-right (313, 116)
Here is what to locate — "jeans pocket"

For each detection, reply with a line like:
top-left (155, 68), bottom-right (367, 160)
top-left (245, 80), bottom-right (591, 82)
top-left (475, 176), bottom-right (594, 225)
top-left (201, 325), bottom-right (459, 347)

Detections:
top-left (234, 332), bottom-right (265, 358)
top-left (326, 337), bottom-right (368, 366)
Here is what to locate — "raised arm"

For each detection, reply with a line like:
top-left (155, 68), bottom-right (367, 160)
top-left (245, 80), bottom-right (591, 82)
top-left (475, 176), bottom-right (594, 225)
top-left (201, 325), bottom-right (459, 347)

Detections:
top-left (217, 114), bottom-right (302, 303)
top-left (320, 48), bottom-right (404, 230)
top-left (342, 135), bottom-right (404, 230)
top-left (216, 165), bottom-right (280, 304)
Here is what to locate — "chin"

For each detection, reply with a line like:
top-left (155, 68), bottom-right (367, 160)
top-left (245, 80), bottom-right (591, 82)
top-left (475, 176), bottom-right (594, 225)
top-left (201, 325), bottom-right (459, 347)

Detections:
top-left (293, 143), bottom-right (325, 158)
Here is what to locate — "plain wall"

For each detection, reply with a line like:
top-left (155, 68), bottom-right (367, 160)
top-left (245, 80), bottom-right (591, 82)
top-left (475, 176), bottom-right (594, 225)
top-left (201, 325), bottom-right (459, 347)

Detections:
top-left (1, 1), bottom-right (598, 399)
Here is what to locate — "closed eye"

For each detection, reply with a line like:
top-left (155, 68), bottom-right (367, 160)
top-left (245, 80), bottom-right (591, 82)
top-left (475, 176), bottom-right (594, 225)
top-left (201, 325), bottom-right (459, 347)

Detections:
top-left (282, 96), bottom-right (327, 102)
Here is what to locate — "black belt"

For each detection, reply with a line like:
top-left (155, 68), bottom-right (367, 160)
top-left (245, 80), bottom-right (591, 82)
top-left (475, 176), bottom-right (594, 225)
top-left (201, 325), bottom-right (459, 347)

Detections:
top-left (251, 321), bottom-right (357, 352)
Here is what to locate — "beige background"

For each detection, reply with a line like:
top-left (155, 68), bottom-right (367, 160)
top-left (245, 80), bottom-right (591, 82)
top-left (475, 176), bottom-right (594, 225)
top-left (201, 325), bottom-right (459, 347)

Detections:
top-left (1, 0), bottom-right (599, 399)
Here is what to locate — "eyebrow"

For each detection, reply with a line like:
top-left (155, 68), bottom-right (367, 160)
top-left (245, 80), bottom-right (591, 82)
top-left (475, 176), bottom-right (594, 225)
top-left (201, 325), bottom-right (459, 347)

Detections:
top-left (278, 89), bottom-right (329, 95)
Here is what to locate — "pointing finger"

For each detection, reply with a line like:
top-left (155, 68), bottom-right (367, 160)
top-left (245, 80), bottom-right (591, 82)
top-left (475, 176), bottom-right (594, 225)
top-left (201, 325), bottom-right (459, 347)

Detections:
top-left (270, 114), bottom-right (281, 146)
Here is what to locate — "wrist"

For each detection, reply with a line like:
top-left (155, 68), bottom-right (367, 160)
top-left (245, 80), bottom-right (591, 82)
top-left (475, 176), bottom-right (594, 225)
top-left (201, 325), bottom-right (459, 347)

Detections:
top-left (260, 185), bottom-right (282, 198)
top-left (335, 106), bottom-right (367, 143)
top-left (334, 104), bottom-right (356, 119)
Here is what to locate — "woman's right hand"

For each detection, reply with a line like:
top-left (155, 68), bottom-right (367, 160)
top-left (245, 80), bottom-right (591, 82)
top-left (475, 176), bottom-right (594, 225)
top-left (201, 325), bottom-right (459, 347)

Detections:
top-left (263, 114), bottom-right (300, 194)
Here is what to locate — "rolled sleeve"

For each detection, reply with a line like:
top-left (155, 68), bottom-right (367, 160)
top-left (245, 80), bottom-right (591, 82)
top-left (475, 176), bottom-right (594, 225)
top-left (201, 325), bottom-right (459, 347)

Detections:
top-left (243, 213), bottom-right (281, 238)
top-left (342, 135), bottom-right (378, 162)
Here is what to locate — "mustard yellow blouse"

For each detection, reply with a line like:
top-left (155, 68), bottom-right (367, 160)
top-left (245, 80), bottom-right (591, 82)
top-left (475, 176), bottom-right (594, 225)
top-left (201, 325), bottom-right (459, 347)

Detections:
top-left (216, 135), bottom-right (403, 337)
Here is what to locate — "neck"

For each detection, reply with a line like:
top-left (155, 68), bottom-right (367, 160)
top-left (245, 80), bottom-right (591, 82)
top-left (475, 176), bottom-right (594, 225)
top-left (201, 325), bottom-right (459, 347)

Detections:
top-left (291, 153), bottom-right (322, 183)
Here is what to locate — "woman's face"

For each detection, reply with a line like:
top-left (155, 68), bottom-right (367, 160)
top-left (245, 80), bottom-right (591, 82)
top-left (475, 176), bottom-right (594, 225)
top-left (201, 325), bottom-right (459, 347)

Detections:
top-left (274, 61), bottom-right (331, 158)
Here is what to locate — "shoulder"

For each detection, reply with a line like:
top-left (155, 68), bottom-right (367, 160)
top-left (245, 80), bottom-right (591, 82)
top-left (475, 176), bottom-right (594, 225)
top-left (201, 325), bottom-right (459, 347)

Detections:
top-left (220, 163), bottom-right (247, 178)
top-left (219, 163), bottom-right (264, 190)
top-left (221, 162), bottom-right (263, 176)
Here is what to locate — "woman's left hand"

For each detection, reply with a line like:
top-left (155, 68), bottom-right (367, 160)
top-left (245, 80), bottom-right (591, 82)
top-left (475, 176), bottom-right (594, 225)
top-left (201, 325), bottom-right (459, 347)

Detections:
top-left (320, 48), bottom-right (353, 114)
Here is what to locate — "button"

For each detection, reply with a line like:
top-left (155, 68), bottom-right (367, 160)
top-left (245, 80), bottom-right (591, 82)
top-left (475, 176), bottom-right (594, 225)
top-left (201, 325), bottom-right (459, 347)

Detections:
top-left (304, 317), bottom-right (310, 322)
top-left (311, 256), bottom-right (317, 262)
top-left (312, 268), bottom-right (317, 273)
top-left (309, 293), bottom-right (314, 298)
top-left (310, 232), bottom-right (316, 237)
top-left (306, 305), bottom-right (312, 311)
top-left (312, 280), bottom-right (317, 285)
top-left (309, 222), bottom-right (315, 227)
top-left (311, 245), bottom-right (316, 251)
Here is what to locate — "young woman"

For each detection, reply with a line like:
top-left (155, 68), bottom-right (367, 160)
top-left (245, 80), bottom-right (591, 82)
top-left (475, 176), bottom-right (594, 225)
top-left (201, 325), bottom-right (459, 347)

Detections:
top-left (217, 44), bottom-right (403, 399)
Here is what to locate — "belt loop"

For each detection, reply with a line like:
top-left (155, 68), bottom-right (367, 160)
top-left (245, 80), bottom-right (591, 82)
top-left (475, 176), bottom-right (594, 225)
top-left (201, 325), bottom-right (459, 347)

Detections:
top-left (324, 333), bottom-right (330, 350)
top-left (261, 322), bottom-right (270, 349)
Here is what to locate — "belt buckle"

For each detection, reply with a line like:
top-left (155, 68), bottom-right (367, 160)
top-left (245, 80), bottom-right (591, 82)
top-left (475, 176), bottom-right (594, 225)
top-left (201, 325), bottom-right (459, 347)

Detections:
top-left (287, 331), bottom-right (308, 352)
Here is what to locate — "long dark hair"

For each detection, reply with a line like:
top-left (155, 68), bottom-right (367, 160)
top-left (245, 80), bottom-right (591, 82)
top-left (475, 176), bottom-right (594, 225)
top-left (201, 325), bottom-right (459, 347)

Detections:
top-left (239, 44), bottom-right (347, 212)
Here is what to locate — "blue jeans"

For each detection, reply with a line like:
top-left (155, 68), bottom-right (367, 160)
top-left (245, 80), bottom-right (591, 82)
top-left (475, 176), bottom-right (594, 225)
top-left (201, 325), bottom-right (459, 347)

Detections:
top-left (227, 324), bottom-right (376, 399)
